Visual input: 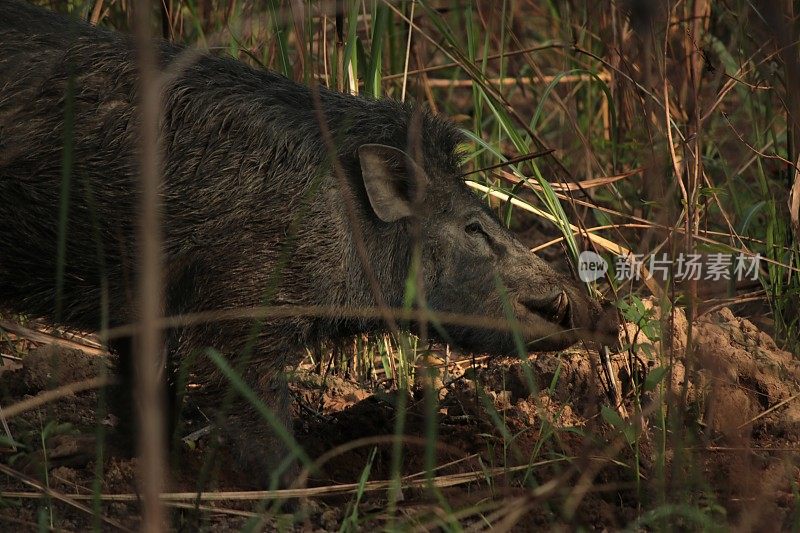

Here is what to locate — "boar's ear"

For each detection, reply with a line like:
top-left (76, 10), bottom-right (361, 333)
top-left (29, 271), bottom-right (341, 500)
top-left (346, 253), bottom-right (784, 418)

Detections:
top-left (358, 143), bottom-right (425, 223)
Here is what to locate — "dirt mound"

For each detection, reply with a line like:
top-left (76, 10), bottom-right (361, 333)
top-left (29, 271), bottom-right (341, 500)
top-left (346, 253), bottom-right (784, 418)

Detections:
top-left (695, 308), bottom-right (800, 439)
top-left (13, 344), bottom-right (108, 394)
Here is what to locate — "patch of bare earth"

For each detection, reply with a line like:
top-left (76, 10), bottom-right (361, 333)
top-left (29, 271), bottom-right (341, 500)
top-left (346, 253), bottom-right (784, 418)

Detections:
top-left (0, 306), bottom-right (797, 529)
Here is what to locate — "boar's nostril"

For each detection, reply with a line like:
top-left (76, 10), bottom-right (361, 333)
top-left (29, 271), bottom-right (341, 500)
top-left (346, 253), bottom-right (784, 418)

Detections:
top-left (521, 290), bottom-right (571, 327)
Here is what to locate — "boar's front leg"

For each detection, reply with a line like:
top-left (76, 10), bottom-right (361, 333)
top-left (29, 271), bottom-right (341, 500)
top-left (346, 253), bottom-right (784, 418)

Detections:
top-left (216, 364), bottom-right (299, 489)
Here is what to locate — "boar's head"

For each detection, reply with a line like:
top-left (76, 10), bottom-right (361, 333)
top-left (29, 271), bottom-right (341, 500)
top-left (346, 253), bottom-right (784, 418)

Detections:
top-left (353, 136), bottom-right (619, 355)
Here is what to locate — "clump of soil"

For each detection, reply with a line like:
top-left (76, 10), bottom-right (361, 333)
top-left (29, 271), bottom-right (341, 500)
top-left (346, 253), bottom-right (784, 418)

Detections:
top-left (0, 305), bottom-right (797, 530)
top-left (13, 344), bottom-right (109, 394)
top-left (695, 308), bottom-right (800, 439)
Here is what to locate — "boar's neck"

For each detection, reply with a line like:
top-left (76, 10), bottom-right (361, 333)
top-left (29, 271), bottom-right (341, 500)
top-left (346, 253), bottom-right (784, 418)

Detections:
top-left (312, 189), bottom-right (413, 335)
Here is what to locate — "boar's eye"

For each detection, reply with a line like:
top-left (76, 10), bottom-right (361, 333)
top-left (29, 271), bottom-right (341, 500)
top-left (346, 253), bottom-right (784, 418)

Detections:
top-left (465, 221), bottom-right (490, 241)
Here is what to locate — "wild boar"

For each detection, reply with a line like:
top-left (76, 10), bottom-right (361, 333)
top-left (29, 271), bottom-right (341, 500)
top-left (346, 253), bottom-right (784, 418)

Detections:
top-left (0, 0), bottom-right (617, 485)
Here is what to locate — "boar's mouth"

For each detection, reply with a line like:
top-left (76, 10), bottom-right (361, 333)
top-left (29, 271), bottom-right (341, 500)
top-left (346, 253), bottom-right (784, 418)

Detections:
top-left (520, 290), bottom-right (571, 329)
top-left (512, 287), bottom-right (599, 350)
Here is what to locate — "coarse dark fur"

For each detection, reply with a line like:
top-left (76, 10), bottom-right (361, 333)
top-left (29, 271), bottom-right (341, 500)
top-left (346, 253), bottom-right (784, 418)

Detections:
top-left (0, 0), bottom-right (618, 485)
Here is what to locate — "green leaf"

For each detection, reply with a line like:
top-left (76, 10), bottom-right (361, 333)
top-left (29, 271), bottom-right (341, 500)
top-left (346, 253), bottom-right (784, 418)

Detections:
top-left (601, 405), bottom-right (636, 444)
top-left (644, 366), bottom-right (669, 392)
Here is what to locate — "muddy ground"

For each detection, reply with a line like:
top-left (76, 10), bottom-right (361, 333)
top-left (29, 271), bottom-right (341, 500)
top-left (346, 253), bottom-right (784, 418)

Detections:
top-left (0, 305), bottom-right (798, 531)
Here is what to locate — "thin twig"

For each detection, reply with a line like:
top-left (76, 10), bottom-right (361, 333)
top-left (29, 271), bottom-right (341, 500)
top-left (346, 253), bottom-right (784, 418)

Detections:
top-left (1, 376), bottom-right (111, 419)
top-left (422, 72), bottom-right (611, 87)
top-left (0, 464), bottom-right (131, 532)
top-left (400, 0), bottom-right (415, 101)
top-left (737, 392), bottom-right (800, 430)
top-left (0, 320), bottom-right (107, 357)
top-left (721, 112), bottom-right (800, 175)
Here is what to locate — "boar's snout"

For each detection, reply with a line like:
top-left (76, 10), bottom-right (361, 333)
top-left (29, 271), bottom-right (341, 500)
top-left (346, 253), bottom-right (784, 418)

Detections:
top-left (513, 272), bottom-right (619, 351)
